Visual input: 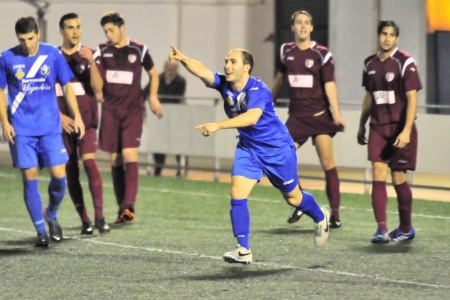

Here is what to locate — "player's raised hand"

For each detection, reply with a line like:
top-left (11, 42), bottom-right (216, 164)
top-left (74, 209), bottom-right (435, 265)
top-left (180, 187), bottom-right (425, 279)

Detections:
top-left (79, 45), bottom-right (94, 63)
top-left (169, 45), bottom-right (186, 63)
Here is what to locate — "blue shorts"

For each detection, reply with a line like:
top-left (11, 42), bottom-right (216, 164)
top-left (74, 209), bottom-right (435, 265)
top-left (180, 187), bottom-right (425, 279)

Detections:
top-left (9, 133), bottom-right (68, 169)
top-left (231, 142), bottom-right (298, 193)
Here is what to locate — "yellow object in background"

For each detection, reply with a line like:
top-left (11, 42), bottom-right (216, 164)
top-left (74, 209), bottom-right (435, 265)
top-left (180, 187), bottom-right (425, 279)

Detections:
top-left (427, 0), bottom-right (450, 32)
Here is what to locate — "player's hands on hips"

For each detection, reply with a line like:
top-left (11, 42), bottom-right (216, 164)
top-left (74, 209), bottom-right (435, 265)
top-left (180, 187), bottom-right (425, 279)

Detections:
top-left (73, 114), bottom-right (85, 139)
top-left (61, 114), bottom-right (75, 134)
top-left (194, 123), bottom-right (219, 137)
top-left (2, 122), bottom-right (15, 144)
top-left (393, 129), bottom-right (410, 148)
top-left (357, 126), bottom-right (367, 145)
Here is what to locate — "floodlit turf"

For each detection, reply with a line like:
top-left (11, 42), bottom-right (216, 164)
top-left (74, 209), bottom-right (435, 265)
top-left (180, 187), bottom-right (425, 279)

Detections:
top-left (0, 167), bottom-right (449, 299)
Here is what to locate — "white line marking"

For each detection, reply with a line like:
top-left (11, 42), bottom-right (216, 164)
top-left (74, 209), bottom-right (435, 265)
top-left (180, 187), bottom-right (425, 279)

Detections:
top-left (0, 226), bottom-right (448, 289)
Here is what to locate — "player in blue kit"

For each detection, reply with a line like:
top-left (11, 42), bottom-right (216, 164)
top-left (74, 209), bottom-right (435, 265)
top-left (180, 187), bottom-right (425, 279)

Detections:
top-left (169, 45), bottom-right (330, 264)
top-left (0, 17), bottom-right (85, 247)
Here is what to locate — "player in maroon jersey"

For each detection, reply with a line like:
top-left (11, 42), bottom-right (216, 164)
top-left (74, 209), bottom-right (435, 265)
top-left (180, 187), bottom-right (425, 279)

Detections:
top-left (357, 20), bottom-right (422, 243)
top-left (272, 10), bottom-right (346, 228)
top-left (57, 13), bottom-right (110, 235)
top-left (95, 12), bottom-right (163, 224)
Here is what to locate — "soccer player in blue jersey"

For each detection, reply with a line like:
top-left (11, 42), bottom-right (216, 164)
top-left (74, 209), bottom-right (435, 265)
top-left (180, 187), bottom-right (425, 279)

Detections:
top-left (0, 17), bottom-right (85, 247)
top-left (169, 45), bottom-right (330, 264)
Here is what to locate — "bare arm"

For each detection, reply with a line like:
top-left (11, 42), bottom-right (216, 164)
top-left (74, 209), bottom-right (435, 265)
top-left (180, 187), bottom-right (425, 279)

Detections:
top-left (394, 90), bottom-right (418, 148)
top-left (194, 108), bottom-right (263, 137)
top-left (271, 72), bottom-right (285, 104)
top-left (0, 88), bottom-right (15, 143)
top-left (357, 91), bottom-right (372, 145)
top-left (147, 66), bottom-right (163, 118)
top-left (324, 81), bottom-right (346, 128)
top-left (169, 45), bottom-right (215, 86)
top-left (62, 83), bottom-right (85, 138)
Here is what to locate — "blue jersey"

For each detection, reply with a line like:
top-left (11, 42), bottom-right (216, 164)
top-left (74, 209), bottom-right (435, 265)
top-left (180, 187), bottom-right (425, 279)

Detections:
top-left (0, 43), bottom-right (73, 136)
top-left (211, 73), bottom-right (293, 154)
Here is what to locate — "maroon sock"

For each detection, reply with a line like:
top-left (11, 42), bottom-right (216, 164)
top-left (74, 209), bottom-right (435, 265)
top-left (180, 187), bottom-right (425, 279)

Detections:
top-left (83, 159), bottom-right (104, 219)
top-left (372, 181), bottom-right (388, 231)
top-left (394, 181), bottom-right (413, 232)
top-left (325, 167), bottom-right (340, 219)
top-left (66, 160), bottom-right (90, 222)
top-left (122, 162), bottom-right (139, 211)
top-left (111, 165), bottom-right (125, 209)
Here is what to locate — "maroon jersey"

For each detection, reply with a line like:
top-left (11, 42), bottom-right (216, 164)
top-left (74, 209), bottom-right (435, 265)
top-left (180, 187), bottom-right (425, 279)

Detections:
top-left (276, 41), bottom-right (336, 117)
top-left (362, 48), bottom-right (422, 126)
top-left (56, 45), bottom-right (99, 129)
top-left (95, 39), bottom-right (154, 110)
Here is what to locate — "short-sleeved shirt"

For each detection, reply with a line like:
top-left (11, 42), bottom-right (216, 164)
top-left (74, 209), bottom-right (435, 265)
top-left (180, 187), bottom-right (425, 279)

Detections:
top-left (210, 73), bottom-right (293, 155)
top-left (362, 48), bottom-right (422, 126)
top-left (0, 43), bottom-right (73, 136)
top-left (276, 41), bottom-right (335, 117)
top-left (95, 39), bottom-right (154, 110)
top-left (56, 44), bottom-right (99, 129)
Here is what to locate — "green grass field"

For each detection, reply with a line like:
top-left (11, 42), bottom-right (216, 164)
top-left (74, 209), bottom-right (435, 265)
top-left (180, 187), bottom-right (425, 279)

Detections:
top-left (0, 166), bottom-right (449, 299)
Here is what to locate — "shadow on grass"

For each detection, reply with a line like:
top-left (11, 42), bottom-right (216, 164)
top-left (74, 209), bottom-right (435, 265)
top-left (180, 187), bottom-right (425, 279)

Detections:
top-left (0, 247), bottom-right (34, 255)
top-left (356, 242), bottom-right (415, 254)
top-left (184, 267), bottom-right (293, 281)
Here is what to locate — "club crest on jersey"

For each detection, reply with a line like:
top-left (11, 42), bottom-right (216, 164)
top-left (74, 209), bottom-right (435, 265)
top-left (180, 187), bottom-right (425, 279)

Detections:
top-left (76, 64), bottom-right (86, 74)
top-left (41, 65), bottom-right (50, 77)
top-left (128, 54), bottom-right (137, 63)
top-left (15, 68), bottom-right (25, 80)
top-left (305, 59), bottom-right (314, 68)
top-left (385, 72), bottom-right (394, 82)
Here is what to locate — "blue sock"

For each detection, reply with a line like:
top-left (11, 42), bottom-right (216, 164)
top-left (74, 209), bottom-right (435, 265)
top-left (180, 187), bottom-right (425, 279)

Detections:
top-left (24, 180), bottom-right (46, 234)
top-left (46, 177), bottom-right (66, 220)
top-left (230, 198), bottom-right (250, 250)
top-left (298, 191), bottom-right (324, 223)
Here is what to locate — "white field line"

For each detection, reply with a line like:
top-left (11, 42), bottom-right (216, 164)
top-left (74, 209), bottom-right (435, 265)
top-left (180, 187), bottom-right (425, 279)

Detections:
top-left (0, 226), bottom-right (448, 290)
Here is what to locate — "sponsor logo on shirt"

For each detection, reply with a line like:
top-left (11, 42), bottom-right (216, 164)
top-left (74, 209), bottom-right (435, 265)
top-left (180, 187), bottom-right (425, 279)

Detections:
top-left (368, 70), bottom-right (376, 75)
top-left (104, 53), bottom-right (113, 57)
top-left (385, 72), bottom-right (395, 82)
top-left (398, 159), bottom-right (408, 164)
top-left (305, 59), bottom-right (314, 68)
top-left (287, 56), bottom-right (294, 61)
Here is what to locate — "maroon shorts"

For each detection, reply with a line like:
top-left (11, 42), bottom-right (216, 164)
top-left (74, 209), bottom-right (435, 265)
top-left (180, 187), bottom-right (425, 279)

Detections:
top-left (285, 111), bottom-right (344, 147)
top-left (63, 127), bottom-right (98, 159)
top-left (368, 123), bottom-right (418, 171)
top-left (99, 106), bottom-right (144, 153)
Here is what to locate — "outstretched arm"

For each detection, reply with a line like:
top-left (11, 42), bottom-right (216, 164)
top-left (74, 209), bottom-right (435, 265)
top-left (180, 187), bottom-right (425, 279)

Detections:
top-left (169, 45), bottom-right (215, 86)
top-left (194, 108), bottom-right (263, 137)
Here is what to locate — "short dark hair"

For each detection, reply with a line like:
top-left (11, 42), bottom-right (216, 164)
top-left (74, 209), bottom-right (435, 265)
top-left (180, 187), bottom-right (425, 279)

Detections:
top-left (59, 13), bottom-right (79, 29)
top-left (377, 20), bottom-right (400, 37)
top-left (290, 10), bottom-right (313, 25)
top-left (100, 11), bottom-right (125, 27)
top-left (241, 49), bottom-right (254, 75)
top-left (15, 16), bottom-right (39, 35)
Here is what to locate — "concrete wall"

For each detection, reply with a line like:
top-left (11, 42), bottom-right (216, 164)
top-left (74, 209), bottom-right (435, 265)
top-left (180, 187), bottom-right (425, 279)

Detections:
top-left (140, 104), bottom-right (450, 175)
